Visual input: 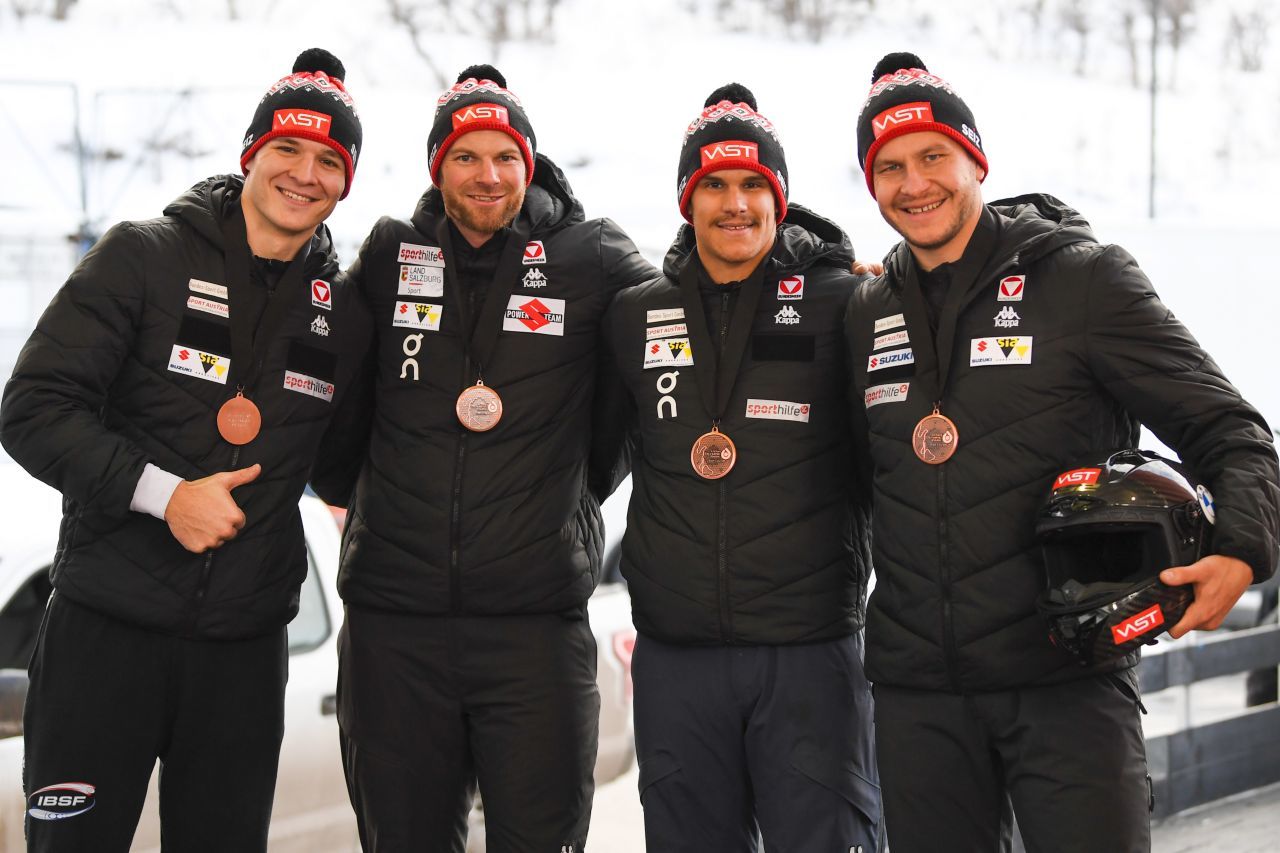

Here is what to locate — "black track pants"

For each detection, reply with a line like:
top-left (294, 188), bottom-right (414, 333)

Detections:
top-left (337, 607), bottom-right (600, 853)
top-left (23, 592), bottom-right (287, 853)
top-left (632, 632), bottom-right (882, 853)
top-left (874, 669), bottom-right (1152, 853)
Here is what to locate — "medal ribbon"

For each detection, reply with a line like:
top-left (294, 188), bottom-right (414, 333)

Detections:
top-left (676, 255), bottom-right (766, 427)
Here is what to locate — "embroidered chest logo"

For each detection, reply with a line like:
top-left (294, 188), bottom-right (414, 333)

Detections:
top-left (522, 269), bottom-right (548, 289)
top-left (993, 306), bottom-right (1020, 328)
top-left (310, 315), bottom-right (330, 337)
top-left (774, 305), bottom-right (801, 325)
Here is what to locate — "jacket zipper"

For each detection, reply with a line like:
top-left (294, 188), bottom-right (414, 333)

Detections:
top-left (716, 290), bottom-right (733, 643)
top-left (937, 462), bottom-right (960, 691)
top-left (191, 444), bottom-right (240, 630)
top-left (450, 287), bottom-right (479, 615)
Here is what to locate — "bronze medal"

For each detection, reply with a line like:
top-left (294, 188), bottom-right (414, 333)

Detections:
top-left (456, 382), bottom-right (503, 432)
top-left (691, 428), bottom-right (737, 480)
top-left (217, 392), bottom-right (261, 445)
top-left (913, 408), bottom-right (958, 464)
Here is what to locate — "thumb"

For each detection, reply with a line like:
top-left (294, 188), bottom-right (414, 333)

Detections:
top-left (1160, 566), bottom-right (1190, 586)
top-left (221, 463), bottom-right (262, 489)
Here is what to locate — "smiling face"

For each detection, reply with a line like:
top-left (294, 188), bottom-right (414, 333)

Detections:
top-left (871, 130), bottom-right (986, 270)
top-left (689, 168), bottom-right (777, 284)
top-left (240, 136), bottom-right (346, 260)
top-left (438, 130), bottom-right (527, 248)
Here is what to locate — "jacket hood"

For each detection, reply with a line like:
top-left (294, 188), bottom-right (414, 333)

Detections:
top-left (161, 173), bottom-right (337, 261)
top-left (661, 202), bottom-right (855, 280)
top-left (410, 152), bottom-right (586, 238)
top-left (883, 192), bottom-right (1096, 285)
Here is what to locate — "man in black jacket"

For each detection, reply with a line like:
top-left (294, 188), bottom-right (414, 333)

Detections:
top-left (310, 65), bottom-right (653, 853)
top-left (846, 52), bottom-right (1280, 852)
top-left (601, 84), bottom-right (881, 853)
top-left (0, 49), bottom-right (370, 853)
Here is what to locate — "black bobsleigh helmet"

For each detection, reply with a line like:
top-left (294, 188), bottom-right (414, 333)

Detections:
top-left (1035, 449), bottom-right (1215, 665)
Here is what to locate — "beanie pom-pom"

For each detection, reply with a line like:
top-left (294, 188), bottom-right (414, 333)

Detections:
top-left (704, 82), bottom-right (757, 110)
top-left (293, 48), bottom-right (346, 81)
top-left (871, 52), bottom-right (926, 82)
top-left (457, 64), bottom-right (507, 88)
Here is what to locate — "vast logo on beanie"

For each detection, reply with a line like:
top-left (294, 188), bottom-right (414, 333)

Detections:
top-left (452, 103), bottom-right (510, 128)
top-left (274, 109), bottom-right (333, 136)
top-left (871, 102), bottom-right (934, 138)
top-left (700, 141), bottom-right (759, 167)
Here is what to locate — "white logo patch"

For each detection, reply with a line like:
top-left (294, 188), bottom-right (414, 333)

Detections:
top-left (867, 347), bottom-right (914, 372)
top-left (393, 301), bottom-right (443, 331)
top-left (646, 322), bottom-right (688, 340)
top-left (643, 337), bottom-right (694, 369)
top-left (186, 295), bottom-right (228, 318)
top-left (310, 315), bottom-right (330, 337)
top-left (993, 306), bottom-right (1020, 328)
top-left (970, 336), bottom-right (1033, 366)
top-left (647, 308), bottom-right (685, 324)
top-left (523, 241), bottom-right (547, 265)
top-left (774, 305), bottom-right (801, 325)
top-left (188, 278), bottom-right (228, 300)
top-left (283, 371), bottom-right (335, 402)
top-left (776, 276), bottom-right (804, 301)
top-left (997, 275), bottom-right (1025, 301)
top-left (167, 345), bottom-right (228, 384)
top-left (745, 399), bottom-right (810, 423)
top-left (398, 265), bottom-right (444, 298)
top-left (503, 295), bottom-right (566, 336)
top-left (311, 279), bottom-right (332, 310)
top-left (873, 329), bottom-right (909, 350)
top-left (874, 313), bottom-right (905, 333)
top-left (398, 243), bottom-right (446, 267)
top-left (864, 382), bottom-right (910, 408)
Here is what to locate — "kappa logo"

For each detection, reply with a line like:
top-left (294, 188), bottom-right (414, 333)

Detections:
top-left (522, 269), bottom-right (548, 288)
top-left (699, 140), bottom-right (759, 167)
top-left (1111, 604), bottom-right (1165, 645)
top-left (871, 101), bottom-right (934, 138)
top-left (774, 305), bottom-right (801, 325)
top-left (1054, 468), bottom-right (1101, 490)
top-left (393, 301), bottom-right (443, 331)
top-left (970, 336), bottom-right (1033, 366)
top-left (311, 279), bottom-right (332, 310)
top-left (452, 102), bottom-right (509, 128)
top-left (998, 275), bottom-right (1026, 301)
top-left (777, 276), bottom-right (804, 301)
top-left (523, 241), bottom-right (547, 265)
top-left (503, 296), bottom-right (566, 336)
top-left (273, 108), bottom-right (331, 136)
top-left (993, 306), bottom-right (1020, 328)
top-left (28, 783), bottom-right (96, 821)
top-left (310, 315), bottom-right (330, 337)
top-left (867, 347), bottom-right (914, 372)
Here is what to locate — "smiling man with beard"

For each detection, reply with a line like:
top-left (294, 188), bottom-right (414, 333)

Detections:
top-left (599, 84), bottom-right (882, 852)
top-left (311, 65), bottom-right (654, 853)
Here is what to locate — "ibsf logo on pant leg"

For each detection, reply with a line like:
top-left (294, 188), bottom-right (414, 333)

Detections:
top-left (28, 782), bottom-right (96, 820)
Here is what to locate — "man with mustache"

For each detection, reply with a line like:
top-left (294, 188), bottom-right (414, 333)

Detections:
top-left (312, 65), bottom-right (653, 853)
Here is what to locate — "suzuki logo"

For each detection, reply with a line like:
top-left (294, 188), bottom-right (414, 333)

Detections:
top-left (1111, 604), bottom-right (1164, 644)
top-left (452, 103), bottom-right (510, 128)
top-left (273, 109), bottom-right (332, 136)
top-left (699, 141), bottom-right (759, 167)
top-left (871, 102), bottom-right (933, 138)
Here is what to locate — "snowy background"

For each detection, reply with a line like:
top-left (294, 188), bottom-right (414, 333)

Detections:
top-left (2, 0), bottom-right (1278, 420)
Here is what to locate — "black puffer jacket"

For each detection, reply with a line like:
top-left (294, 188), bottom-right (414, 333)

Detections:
top-left (0, 175), bottom-right (371, 639)
top-left (847, 193), bottom-right (1280, 692)
top-left (320, 155), bottom-right (653, 616)
top-left (603, 206), bottom-right (871, 646)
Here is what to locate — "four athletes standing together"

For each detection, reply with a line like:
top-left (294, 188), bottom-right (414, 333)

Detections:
top-left (2, 44), bottom-right (1277, 853)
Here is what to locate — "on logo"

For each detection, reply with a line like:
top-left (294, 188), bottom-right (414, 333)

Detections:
top-left (871, 101), bottom-right (933, 138)
top-left (400, 333), bottom-right (423, 381)
top-left (699, 140), bottom-right (759, 167)
top-left (656, 371), bottom-right (679, 419)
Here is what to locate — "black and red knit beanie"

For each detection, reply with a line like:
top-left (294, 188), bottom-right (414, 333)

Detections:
top-left (240, 48), bottom-right (362, 199)
top-left (427, 65), bottom-right (537, 186)
top-left (677, 83), bottom-right (788, 224)
top-left (856, 53), bottom-right (987, 198)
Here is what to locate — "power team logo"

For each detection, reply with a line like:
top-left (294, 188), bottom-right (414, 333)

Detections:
top-left (29, 782), bottom-right (96, 821)
top-left (523, 241), bottom-right (547, 265)
top-left (311, 279), bottom-right (332, 310)
top-left (970, 336), bottom-right (1033, 366)
top-left (392, 301), bottom-right (443, 331)
top-left (1111, 604), bottom-right (1165, 645)
top-left (871, 101), bottom-right (934, 138)
top-left (452, 102), bottom-right (510, 128)
top-left (273, 108), bottom-right (332, 136)
top-left (167, 346), bottom-right (229, 384)
top-left (699, 140), bottom-right (759, 167)
top-left (776, 276), bottom-right (804, 301)
top-left (503, 296), bottom-right (566, 336)
top-left (997, 275), bottom-right (1026, 301)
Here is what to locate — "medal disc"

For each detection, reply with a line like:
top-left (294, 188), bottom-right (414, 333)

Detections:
top-left (691, 430), bottom-right (737, 480)
top-left (217, 394), bottom-right (261, 445)
top-left (912, 412), bottom-right (958, 464)
top-left (456, 384), bottom-right (503, 432)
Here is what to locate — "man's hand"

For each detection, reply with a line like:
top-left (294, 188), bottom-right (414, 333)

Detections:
top-left (852, 260), bottom-right (885, 277)
top-left (1160, 555), bottom-right (1254, 639)
top-left (163, 464), bottom-right (262, 553)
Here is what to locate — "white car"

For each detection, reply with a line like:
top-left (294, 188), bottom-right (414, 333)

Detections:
top-left (0, 464), bottom-right (636, 851)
